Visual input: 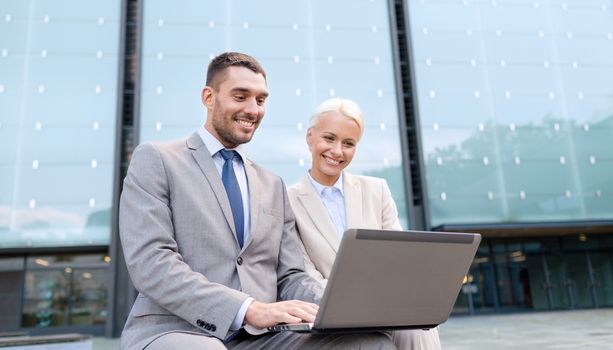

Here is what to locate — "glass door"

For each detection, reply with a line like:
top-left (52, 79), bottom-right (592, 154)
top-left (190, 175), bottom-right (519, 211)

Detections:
top-left (525, 254), bottom-right (550, 310)
top-left (564, 253), bottom-right (594, 308)
top-left (543, 254), bottom-right (572, 309)
top-left (588, 251), bottom-right (613, 307)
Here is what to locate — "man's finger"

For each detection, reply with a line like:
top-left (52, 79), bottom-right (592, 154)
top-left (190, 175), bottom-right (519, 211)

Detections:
top-left (283, 305), bottom-right (317, 322)
top-left (277, 313), bottom-right (302, 325)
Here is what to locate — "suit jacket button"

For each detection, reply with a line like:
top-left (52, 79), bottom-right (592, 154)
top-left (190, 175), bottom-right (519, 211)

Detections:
top-left (237, 257), bottom-right (243, 265)
top-left (205, 324), bottom-right (211, 330)
top-left (211, 325), bottom-right (217, 332)
top-left (196, 319), bottom-right (203, 327)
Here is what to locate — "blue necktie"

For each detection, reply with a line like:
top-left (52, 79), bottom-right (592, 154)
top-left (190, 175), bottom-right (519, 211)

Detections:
top-left (219, 149), bottom-right (244, 248)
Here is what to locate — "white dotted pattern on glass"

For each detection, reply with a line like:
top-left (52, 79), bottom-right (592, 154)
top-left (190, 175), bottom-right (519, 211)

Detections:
top-left (408, 0), bottom-right (613, 225)
top-left (0, 0), bottom-right (121, 248)
top-left (138, 0), bottom-right (410, 227)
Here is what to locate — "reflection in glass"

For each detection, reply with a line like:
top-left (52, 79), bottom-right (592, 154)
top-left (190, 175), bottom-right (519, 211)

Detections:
top-left (590, 252), bottom-right (613, 307)
top-left (564, 253), bottom-right (594, 308)
top-left (526, 254), bottom-right (549, 310)
top-left (0, 1), bottom-right (121, 247)
top-left (406, 0), bottom-right (613, 226)
top-left (139, 0), bottom-right (408, 226)
top-left (456, 241), bottom-right (493, 312)
top-left (544, 254), bottom-right (572, 309)
top-left (21, 254), bottom-right (108, 328)
top-left (22, 270), bottom-right (68, 328)
top-left (454, 236), bottom-right (613, 314)
top-left (71, 269), bottom-right (107, 325)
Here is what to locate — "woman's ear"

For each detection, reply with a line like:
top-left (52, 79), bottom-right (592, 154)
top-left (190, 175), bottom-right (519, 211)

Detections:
top-left (306, 128), bottom-right (314, 151)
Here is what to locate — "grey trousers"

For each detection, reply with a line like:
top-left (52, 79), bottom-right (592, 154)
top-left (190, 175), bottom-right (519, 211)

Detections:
top-left (392, 328), bottom-right (441, 350)
top-left (145, 330), bottom-right (397, 350)
top-left (228, 330), bottom-right (397, 350)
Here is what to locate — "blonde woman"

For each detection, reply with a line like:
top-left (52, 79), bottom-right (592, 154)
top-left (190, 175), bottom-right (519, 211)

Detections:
top-left (288, 98), bottom-right (441, 350)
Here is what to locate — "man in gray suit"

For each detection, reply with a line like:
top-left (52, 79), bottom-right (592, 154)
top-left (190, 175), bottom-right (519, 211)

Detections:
top-left (119, 52), bottom-right (396, 349)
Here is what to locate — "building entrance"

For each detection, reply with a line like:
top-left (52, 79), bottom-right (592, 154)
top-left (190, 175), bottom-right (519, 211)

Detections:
top-left (453, 235), bottom-right (613, 315)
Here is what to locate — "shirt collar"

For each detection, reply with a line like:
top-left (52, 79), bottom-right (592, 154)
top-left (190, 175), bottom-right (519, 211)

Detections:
top-left (307, 171), bottom-right (344, 196)
top-left (198, 126), bottom-right (248, 161)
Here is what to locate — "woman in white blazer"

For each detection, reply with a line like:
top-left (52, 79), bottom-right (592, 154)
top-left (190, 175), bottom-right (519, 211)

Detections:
top-left (288, 98), bottom-right (441, 350)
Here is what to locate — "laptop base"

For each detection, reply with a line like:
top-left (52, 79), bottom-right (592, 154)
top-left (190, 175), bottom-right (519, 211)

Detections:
top-left (267, 323), bottom-right (439, 334)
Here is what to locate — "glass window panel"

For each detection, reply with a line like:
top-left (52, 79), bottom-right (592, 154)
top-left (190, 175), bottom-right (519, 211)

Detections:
top-left (139, 0), bottom-right (409, 227)
top-left (22, 270), bottom-right (69, 328)
top-left (590, 252), bottom-right (613, 307)
top-left (0, 0), bottom-right (121, 248)
top-left (22, 254), bottom-right (109, 328)
top-left (71, 268), bottom-right (107, 325)
top-left (407, 0), bottom-right (613, 226)
top-left (563, 253), bottom-right (594, 308)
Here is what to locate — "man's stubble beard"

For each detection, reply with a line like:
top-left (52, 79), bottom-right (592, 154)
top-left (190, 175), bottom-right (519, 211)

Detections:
top-left (213, 111), bottom-right (258, 147)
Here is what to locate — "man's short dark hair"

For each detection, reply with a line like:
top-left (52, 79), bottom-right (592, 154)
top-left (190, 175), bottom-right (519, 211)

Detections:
top-left (206, 52), bottom-right (266, 89)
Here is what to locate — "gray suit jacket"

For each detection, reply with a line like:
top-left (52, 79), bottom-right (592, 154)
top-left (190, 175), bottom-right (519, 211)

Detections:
top-left (119, 132), bottom-right (323, 350)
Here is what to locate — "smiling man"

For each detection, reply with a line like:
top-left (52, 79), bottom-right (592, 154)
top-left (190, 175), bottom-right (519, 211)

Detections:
top-left (118, 52), bottom-right (397, 350)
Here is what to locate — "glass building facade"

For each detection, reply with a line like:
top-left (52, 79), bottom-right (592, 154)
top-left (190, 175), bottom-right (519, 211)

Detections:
top-left (139, 0), bottom-right (408, 226)
top-left (0, 0), bottom-right (612, 336)
top-left (405, 0), bottom-right (613, 314)
top-left (407, 0), bottom-right (613, 225)
top-left (0, 0), bottom-right (121, 248)
top-left (0, 0), bottom-right (120, 335)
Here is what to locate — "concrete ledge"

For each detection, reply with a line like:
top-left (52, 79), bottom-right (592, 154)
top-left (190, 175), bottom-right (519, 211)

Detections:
top-left (0, 333), bottom-right (92, 350)
top-left (0, 334), bottom-right (27, 339)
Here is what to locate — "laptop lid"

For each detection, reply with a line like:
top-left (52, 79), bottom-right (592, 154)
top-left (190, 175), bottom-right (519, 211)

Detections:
top-left (312, 229), bottom-right (481, 332)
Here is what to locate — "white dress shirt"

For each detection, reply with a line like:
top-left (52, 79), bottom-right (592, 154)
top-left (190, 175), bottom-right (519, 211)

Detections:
top-left (307, 171), bottom-right (347, 238)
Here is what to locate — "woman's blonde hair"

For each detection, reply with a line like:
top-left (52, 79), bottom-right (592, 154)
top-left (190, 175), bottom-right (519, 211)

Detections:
top-left (309, 98), bottom-right (364, 138)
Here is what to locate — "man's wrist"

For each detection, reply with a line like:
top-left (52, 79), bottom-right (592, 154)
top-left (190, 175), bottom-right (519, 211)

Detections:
top-left (230, 297), bottom-right (254, 330)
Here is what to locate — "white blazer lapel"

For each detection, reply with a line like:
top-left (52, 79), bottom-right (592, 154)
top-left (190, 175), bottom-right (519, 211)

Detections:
top-left (296, 175), bottom-right (341, 252)
top-left (344, 172), bottom-right (363, 229)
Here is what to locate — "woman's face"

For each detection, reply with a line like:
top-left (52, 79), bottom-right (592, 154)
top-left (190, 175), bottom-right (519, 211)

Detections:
top-left (306, 111), bottom-right (361, 186)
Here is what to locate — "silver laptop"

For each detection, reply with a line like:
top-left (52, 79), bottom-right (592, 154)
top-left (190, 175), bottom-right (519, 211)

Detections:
top-left (268, 228), bottom-right (481, 333)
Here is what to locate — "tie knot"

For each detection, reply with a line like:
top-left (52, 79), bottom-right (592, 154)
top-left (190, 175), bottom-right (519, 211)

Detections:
top-left (219, 149), bottom-right (238, 161)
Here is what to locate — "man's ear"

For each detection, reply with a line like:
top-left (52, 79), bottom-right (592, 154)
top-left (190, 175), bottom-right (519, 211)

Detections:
top-left (202, 86), bottom-right (214, 109)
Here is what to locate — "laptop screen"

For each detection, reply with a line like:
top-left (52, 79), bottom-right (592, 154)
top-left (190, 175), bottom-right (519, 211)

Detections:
top-left (313, 229), bottom-right (480, 331)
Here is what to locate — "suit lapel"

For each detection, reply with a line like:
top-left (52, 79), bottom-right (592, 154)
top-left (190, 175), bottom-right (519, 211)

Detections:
top-left (296, 175), bottom-right (341, 252)
top-left (344, 172), bottom-right (363, 229)
top-left (186, 133), bottom-right (237, 243)
top-left (243, 159), bottom-right (259, 251)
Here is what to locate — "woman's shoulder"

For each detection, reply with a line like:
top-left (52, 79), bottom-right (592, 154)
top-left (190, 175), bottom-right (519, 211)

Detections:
top-left (287, 173), bottom-right (311, 195)
top-left (345, 173), bottom-right (387, 188)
